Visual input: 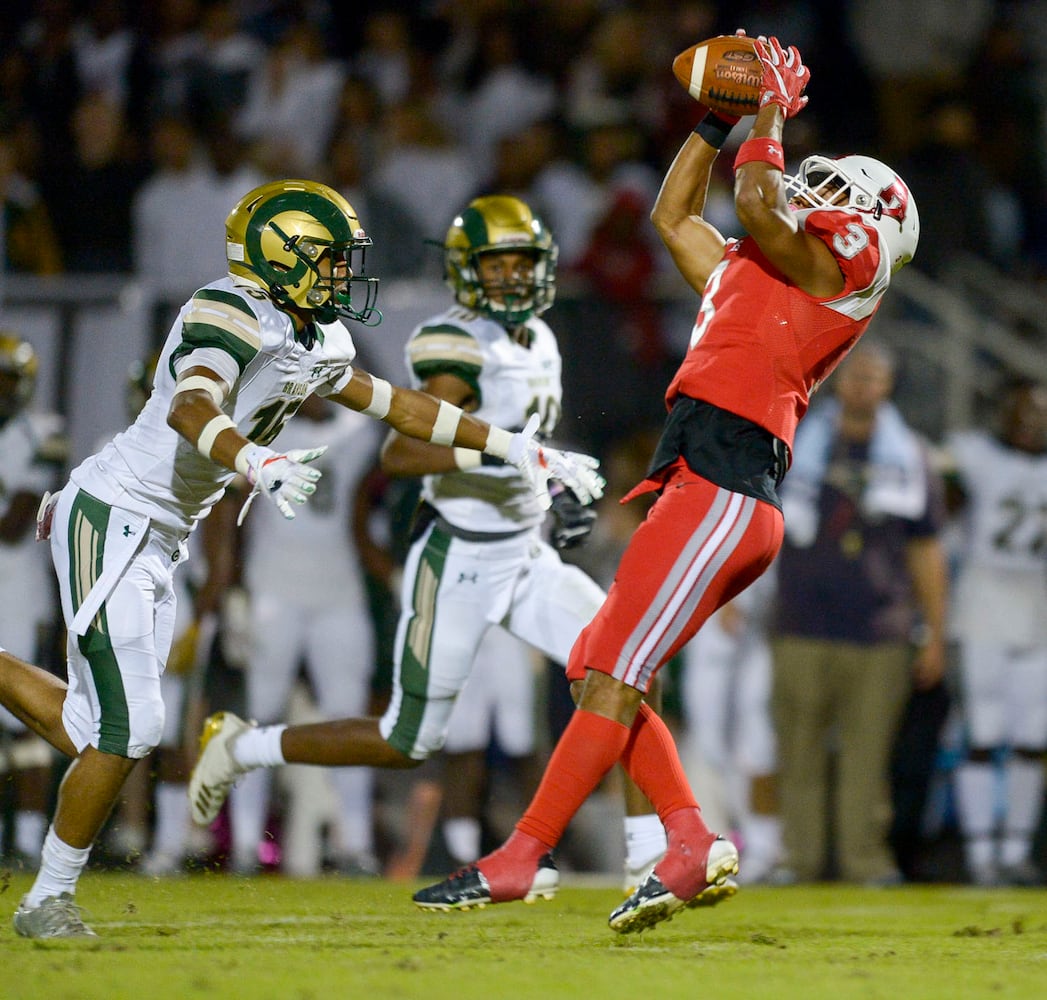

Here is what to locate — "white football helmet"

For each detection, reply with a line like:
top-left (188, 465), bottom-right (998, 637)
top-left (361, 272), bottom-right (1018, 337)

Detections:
top-left (785, 154), bottom-right (919, 274)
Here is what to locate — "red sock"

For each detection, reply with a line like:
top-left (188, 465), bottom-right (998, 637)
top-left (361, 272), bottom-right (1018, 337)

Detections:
top-left (619, 703), bottom-right (715, 898)
top-left (516, 708), bottom-right (631, 844)
top-left (481, 708), bottom-right (630, 896)
top-left (619, 702), bottom-right (701, 820)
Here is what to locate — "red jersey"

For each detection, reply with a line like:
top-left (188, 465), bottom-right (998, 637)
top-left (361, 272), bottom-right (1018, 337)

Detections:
top-left (666, 208), bottom-right (890, 450)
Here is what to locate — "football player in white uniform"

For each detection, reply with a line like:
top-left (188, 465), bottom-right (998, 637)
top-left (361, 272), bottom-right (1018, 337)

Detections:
top-left (946, 378), bottom-right (1047, 886)
top-left (187, 196), bottom-right (662, 886)
top-left (0, 179), bottom-right (602, 938)
top-left (0, 333), bottom-right (66, 869)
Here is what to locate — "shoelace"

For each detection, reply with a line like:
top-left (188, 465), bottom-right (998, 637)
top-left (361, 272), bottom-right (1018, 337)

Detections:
top-left (33, 897), bottom-right (92, 935)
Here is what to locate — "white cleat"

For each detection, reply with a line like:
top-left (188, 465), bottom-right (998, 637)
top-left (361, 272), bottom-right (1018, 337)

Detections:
top-left (13, 894), bottom-right (97, 938)
top-left (188, 711), bottom-right (254, 826)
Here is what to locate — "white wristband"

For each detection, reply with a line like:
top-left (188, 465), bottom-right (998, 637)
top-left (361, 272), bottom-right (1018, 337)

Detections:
top-left (175, 375), bottom-right (225, 406)
top-left (234, 442), bottom-right (267, 479)
top-left (361, 376), bottom-right (392, 418)
top-left (483, 426), bottom-right (513, 460)
top-left (197, 414), bottom-right (237, 460)
top-left (453, 447), bottom-right (482, 469)
top-left (430, 399), bottom-right (462, 446)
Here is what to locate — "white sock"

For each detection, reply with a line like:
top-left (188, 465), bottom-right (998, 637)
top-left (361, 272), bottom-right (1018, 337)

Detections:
top-left (152, 782), bottom-right (190, 857)
top-left (443, 817), bottom-right (482, 863)
top-left (741, 813), bottom-right (782, 874)
top-left (1001, 756), bottom-right (1044, 867)
top-left (623, 813), bottom-right (667, 871)
top-left (14, 810), bottom-right (47, 859)
top-left (954, 760), bottom-right (999, 869)
top-left (231, 724), bottom-right (287, 768)
top-left (26, 826), bottom-right (93, 907)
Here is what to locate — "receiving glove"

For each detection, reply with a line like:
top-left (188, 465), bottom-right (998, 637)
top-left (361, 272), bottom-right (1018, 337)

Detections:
top-left (549, 483), bottom-right (597, 550)
top-left (506, 414), bottom-right (606, 510)
top-left (235, 444), bottom-right (327, 524)
top-left (754, 36), bottom-right (809, 118)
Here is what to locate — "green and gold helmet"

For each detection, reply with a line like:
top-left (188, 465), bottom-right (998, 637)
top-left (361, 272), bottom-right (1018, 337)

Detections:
top-left (0, 331), bottom-right (38, 421)
top-left (444, 195), bottom-right (557, 325)
top-left (225, 179), bottom-right (380, 325)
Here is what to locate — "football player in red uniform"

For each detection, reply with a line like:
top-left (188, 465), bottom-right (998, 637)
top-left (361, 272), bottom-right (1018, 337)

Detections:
top-left (415, 34), bottom-right (920, 933)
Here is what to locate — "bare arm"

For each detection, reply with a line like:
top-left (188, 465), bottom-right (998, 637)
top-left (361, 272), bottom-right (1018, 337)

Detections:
top-left (330, 368), bottom-right (512, 458)
top-left (166, 365), bottom-right (252, 472)
top-left (733, 106), bottom-right (844, 298)
top-left (380, 372), bottom-right (478, 478)
top-left (650, 129), bottom-right (729, 294)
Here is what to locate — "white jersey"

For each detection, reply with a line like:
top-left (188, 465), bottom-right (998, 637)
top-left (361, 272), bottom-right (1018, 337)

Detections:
top-left (946, 429), bottom-right (1047, 644)
top-left (244, 406), bottom-right (381, 605)
top-left (69, 277), bottom-right (358, 533)
top-left (405, 305), bottom-right (562, 534)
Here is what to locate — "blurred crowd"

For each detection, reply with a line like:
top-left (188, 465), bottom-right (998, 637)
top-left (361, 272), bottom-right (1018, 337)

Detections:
top-left (2, 0), bottom-right (1047, 889)
top-left (1, 0), bottom-right (1047, 286)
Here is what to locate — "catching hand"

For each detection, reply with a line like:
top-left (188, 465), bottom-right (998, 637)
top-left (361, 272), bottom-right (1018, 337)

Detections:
top-left (549, 484), bottom-right (597, 550)
top-left (236, 444), bottom-right (327, 523)
top-left (506, 414), bottom-right (606, 510)
top-left (755, 36), bottom-right (808, 118)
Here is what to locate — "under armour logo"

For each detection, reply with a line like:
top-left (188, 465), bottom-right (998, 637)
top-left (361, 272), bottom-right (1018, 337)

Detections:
top-left (457, 572), bottom-right (478, 584)
top-left (122, 525), bottom-right (135, 537)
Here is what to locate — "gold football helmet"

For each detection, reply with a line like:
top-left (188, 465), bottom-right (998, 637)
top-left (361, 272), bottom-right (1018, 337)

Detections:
top-left (444, 195), bottom-right (557, 325)
top-left (225, 179), bottom-right (379, 324)
top-left (0, 331), bottom-right (38, 421)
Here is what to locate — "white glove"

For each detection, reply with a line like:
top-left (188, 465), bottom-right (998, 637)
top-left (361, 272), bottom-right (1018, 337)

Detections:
top-left (506, 414), bottom-right (606, 510)
top-left (235, 444), bottom-right (327, 524)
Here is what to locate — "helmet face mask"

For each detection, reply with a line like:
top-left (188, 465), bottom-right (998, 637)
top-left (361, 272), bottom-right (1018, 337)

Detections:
top-left (226, 180), bottom-right (380, 325)
top-left (444, 195), bottom-right (557, 326)
top-left (0, 332), bottom-right (38, 423)
top-left (785, 154), bottom-right (919, 274)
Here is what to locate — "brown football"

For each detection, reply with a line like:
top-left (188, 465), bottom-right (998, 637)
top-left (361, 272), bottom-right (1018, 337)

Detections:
top-left (672, 35), bottom-right (763, 117)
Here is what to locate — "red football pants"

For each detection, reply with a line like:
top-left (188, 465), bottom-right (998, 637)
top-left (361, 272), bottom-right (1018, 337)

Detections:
top-left (566, 466), bottom-right (784, 691)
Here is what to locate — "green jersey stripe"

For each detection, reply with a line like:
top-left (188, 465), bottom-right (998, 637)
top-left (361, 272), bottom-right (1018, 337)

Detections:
top-left (174, 320), bottom-right (259, 374)
top-left (192, 287), bottom-right (258, 318)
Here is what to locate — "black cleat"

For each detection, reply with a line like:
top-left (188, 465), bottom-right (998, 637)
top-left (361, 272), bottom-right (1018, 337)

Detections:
top-left (413, 853), bottom-right (559, 911)
top-left (609, 835), bottom-right (739, 934)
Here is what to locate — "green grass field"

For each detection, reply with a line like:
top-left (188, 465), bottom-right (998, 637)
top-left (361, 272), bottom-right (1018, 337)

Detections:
top-left (1, 872), bottom-right (1044, 1000)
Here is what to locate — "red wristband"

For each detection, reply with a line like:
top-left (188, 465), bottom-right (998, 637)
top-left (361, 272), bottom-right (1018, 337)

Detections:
top-left (734, 138), bottom-right (785, 172)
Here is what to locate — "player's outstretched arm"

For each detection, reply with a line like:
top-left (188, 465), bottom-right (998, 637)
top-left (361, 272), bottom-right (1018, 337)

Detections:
top-left (650, 118), bottom-right (730, 295)
top-left (167, 366), bottom-right (326, 520)
top-left (333, 370), bottom-right (605, 509)
top-left (379, 371), bottom-right (479, 478)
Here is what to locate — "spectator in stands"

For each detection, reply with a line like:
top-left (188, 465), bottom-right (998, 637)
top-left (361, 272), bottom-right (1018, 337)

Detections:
top-left (0, 129), bottom-right (61, 273)
top-left (325, 129), bottom-right (428, 281)
top-left (235, 17), bottom-right (346, 176)
top-left (44, 91), bottom-right (147, 273)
